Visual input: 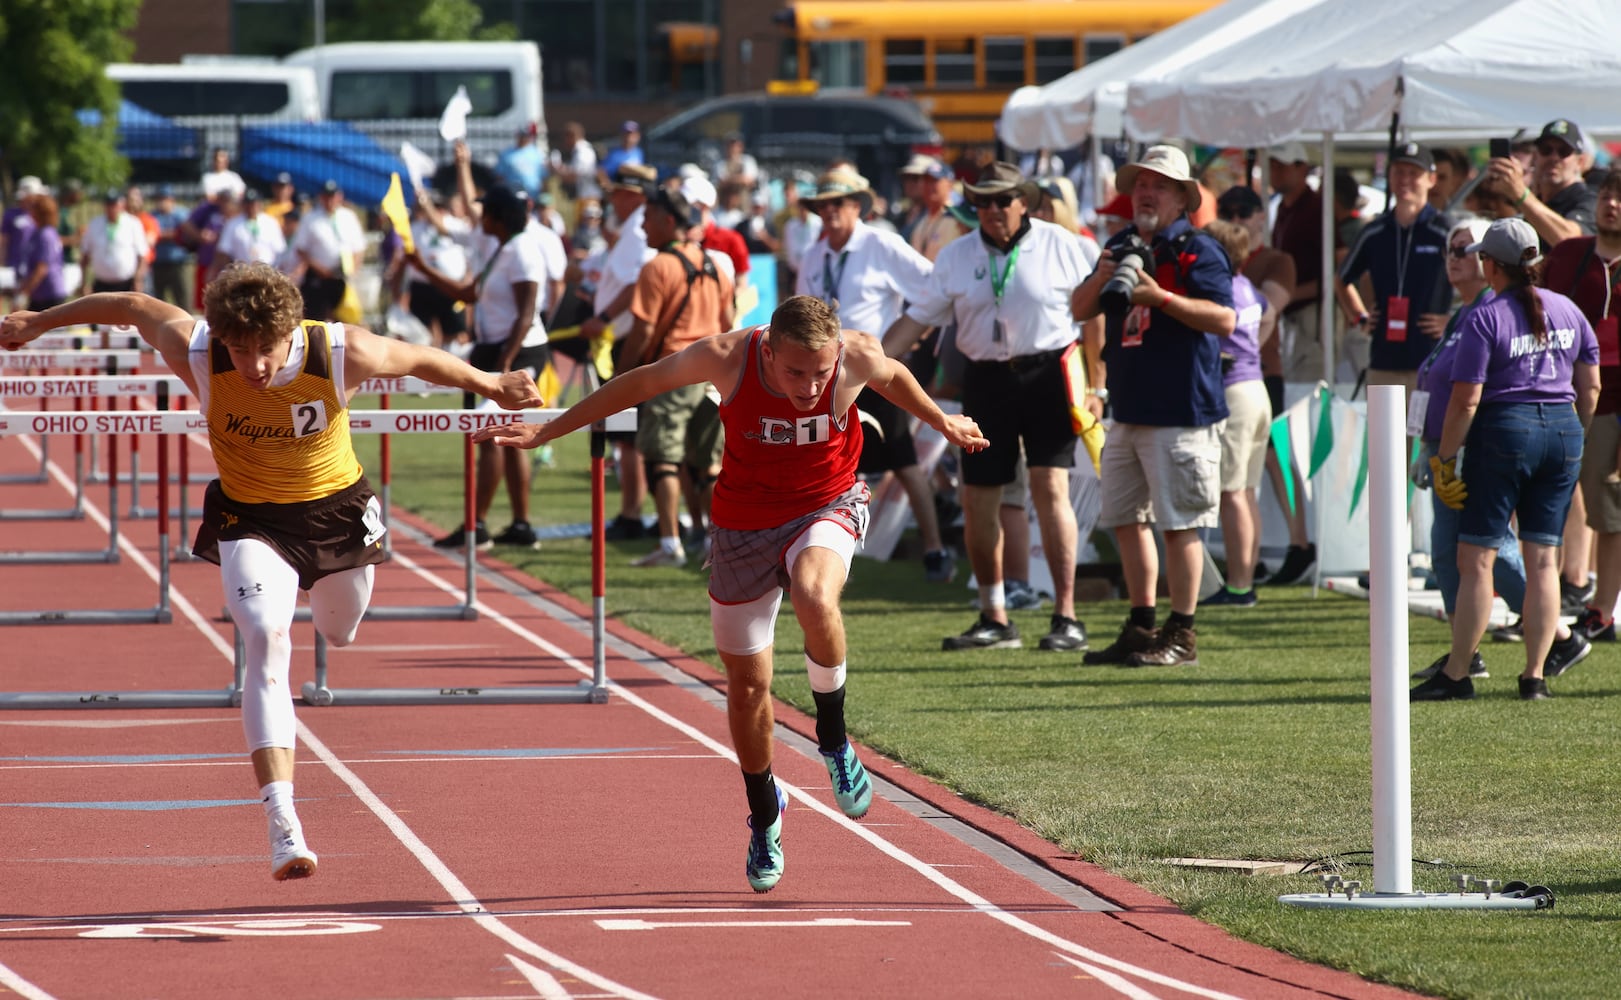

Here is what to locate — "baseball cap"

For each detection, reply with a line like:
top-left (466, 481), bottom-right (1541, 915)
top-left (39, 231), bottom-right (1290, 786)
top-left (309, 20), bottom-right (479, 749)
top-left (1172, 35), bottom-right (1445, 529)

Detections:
top-left (621, 120), bottom-right (640, 133)
top-left (155, 183), bottom-right (175, 198)
top-left (647, 186), bottom-right (703, 228)
top-left (1215, 184), bottom-right (1265, 219)
top-left (1267, 141), bottom-right (1311, 165)
top-left (275, 172), bottom-right (294, 186)
top-left (1536, 118), bottom-right (1589, 155)
top-left (1391, 141), bottom-right (1434, 172)
top-left (319, 179), bottom-right (341, 195)
top-left (243, 188), bottom-right (263, 203)
top-left (15, 176), bottom-right (44, 198)
top-left (1464, 217), bottom-right (1542, 267)
top-left (680, 175), bottom-right (717, 210)
top-left (921, 160), bottom-right (956, 181)
top-left (101, 187), bottom-right (123, 203)
top-left (900, 154), bottom-right (940, 176)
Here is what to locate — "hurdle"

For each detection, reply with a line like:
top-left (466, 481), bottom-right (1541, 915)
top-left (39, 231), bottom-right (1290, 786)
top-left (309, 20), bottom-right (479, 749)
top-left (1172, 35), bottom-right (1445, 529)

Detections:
top-left (0, 406), bottom-right (634, 708)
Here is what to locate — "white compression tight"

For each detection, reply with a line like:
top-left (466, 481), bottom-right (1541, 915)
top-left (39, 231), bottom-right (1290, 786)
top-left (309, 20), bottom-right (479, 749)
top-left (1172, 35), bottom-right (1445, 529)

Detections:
top-left (220, 538), bottom-right (374, 751)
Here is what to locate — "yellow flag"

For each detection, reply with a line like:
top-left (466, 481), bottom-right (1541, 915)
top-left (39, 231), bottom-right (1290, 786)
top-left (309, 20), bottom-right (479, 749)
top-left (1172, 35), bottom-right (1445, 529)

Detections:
top-left (380, 173), bottom-right (414, 255)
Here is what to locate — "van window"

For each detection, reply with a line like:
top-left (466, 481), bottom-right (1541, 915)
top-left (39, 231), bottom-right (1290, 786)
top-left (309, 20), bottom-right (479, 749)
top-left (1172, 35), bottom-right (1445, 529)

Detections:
top-left (118, 80), bottom-right (294, 118)
top-left (328, 70), bottom-right (513, 120)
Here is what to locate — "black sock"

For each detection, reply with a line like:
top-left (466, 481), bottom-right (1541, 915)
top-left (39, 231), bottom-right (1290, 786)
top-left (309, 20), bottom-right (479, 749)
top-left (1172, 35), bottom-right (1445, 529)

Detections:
top-left (811, 685), bottom-right (847, 753)
top-left (742, 767), bottom-right (779, 828)
top-left (1129, 605), bottom-right (1156, 630)
top-left (1166, 610), bottom-right (1195, 632)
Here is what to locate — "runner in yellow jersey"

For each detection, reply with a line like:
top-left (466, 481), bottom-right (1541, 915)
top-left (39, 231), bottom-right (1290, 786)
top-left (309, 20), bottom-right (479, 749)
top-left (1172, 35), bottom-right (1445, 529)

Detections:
top-left (1, 262), bottom-right (542, 881)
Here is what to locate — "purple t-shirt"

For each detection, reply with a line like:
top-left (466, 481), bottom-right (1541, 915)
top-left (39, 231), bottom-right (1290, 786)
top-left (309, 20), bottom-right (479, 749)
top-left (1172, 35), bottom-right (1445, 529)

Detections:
top-left (21, 225), bottom-right (65, 302)
top-left (3, 206), bottom-right (35, 269)
top-left (1222, 273), bottom-right (1265, 386)
top-left (186, 201), bottom-right (225, 268)
top-left (1450, 288), bottom-right (1598, 405)
top-left (1416, 289), bottom-right (1492, 441)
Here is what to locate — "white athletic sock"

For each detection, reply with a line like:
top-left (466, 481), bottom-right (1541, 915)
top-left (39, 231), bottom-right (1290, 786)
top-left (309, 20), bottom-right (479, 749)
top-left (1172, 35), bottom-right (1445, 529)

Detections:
top-left (661, 535), bottom-right (682, 554)
top-left (260, 781), bottom-right (296, 826)
top-left (980, 581), bottom-right (1006, 613)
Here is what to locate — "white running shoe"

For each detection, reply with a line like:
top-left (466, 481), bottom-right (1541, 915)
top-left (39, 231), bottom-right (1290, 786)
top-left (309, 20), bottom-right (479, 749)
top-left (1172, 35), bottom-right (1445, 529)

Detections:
top-left (269, 816), bottom-right (318, 881)
top-left (630, 545), bottom-right (687, 568)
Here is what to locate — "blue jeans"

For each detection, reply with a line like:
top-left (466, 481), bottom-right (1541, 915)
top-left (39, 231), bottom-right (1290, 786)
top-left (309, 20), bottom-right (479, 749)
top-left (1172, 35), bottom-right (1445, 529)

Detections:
top-left (1459, 403), bottom-right (1583, 548)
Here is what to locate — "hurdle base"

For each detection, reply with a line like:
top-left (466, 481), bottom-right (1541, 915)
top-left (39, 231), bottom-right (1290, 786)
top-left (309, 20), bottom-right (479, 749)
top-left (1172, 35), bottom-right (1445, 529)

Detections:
top-left (0, 607), bottom-right (170, 625)
top-left (0, 550), bottom-right (119, 565)
top-left (302, 678), bottom-right (609, 707)
top-left (1, 508), bottom-right (86, 521)
top-left (0, 688), bottom-right (237, 709)
top-left (1279, 890), bottom-right (1552, 911)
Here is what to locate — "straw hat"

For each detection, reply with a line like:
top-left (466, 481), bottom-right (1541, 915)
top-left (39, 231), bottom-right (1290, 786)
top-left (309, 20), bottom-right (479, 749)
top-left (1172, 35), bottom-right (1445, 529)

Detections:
top-left (801, 166), bottom-right (874, 215)
top-left (1114, 145), bottom-right (1203, 212)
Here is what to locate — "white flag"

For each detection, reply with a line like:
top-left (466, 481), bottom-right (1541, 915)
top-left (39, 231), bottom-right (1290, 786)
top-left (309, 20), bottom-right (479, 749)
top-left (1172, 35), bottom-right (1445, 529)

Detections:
top-left (399, 141), bottom-right (438, 191)
top-left (438, 85), bottom-right (472, 142)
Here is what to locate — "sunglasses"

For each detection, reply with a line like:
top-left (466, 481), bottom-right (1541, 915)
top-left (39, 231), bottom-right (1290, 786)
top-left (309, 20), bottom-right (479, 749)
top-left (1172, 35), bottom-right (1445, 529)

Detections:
top-left (1447, 244), bottom-right (1473, 259)
top-left (971, 194), bottom-right (1018, 209)
top-left (1536, 143), bottom-right (1575, 158)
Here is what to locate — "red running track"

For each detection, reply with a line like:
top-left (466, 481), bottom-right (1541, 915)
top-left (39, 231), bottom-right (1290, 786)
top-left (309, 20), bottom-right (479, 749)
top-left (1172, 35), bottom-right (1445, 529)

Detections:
top-left (0, 427), bottom-right (1429, 1000)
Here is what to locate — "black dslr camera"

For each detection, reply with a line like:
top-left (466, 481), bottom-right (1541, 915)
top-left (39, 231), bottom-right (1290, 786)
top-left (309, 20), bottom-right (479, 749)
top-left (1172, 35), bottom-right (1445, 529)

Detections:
top-left (1099, 234), bottom-right (1154, 315)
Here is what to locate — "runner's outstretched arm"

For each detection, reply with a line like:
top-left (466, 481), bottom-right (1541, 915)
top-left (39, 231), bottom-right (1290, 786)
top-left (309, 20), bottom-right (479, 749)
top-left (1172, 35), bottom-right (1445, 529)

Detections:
top-left (342, 324), bottom-right (542, 410)
top-left (1, 292), bottom-right (198, 394)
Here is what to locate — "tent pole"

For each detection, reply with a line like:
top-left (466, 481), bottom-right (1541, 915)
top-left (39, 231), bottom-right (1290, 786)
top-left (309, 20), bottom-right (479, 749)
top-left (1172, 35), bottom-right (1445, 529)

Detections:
top-left (1320, 133), bottom-right (1335, 389)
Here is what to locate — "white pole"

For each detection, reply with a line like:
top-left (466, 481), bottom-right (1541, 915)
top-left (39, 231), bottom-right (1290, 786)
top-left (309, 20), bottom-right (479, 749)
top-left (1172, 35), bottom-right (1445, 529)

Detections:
top-left (1319, 132), bottom-right (1336, 388)
top-left (1367, 384), bottom-right (1413, 896)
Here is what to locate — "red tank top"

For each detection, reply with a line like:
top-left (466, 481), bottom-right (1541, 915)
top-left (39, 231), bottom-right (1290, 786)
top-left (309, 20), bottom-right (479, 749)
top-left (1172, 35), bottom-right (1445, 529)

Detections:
top-left (711, 327), bottom-right (862, 530)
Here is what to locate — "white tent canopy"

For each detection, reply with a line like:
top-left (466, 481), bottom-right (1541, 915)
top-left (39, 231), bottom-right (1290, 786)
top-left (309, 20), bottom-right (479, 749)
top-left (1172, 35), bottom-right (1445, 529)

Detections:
top-left (1125, 0), bottom-right (1621, 145)
top-left (996, 0), bottom-right (1326, 151)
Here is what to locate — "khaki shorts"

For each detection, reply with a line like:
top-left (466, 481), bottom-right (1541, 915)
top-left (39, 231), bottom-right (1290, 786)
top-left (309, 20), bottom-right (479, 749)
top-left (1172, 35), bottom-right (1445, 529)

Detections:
top-left (1282, 306), bottom-right (1324, 383)
top-left (1579, 412), bottom-right (1621, 534)
top-left (1219, 380), bottom-right (1272, 493)
top-left (1098, 422), bottom-right (1223, 531)
top-left (636, 382), bottom-right (723, 469)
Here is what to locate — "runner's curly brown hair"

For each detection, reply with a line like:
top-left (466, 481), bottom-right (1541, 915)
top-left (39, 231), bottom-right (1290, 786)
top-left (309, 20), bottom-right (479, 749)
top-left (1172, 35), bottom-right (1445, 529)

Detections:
top-left (201, 262), bottom-right (304, 349)
top-left (768, 295), bottom-right (842, 351)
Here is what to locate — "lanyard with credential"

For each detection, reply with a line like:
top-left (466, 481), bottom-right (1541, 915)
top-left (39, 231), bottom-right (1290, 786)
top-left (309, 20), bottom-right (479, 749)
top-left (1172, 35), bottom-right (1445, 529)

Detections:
top-left (821, 249), bottom-right (848, 307)
top-left (987, 243), bottom-right (1020, 344)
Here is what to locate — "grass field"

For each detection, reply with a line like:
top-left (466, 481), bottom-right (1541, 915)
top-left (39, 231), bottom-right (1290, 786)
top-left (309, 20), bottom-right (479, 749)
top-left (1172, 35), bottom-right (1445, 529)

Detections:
top-left (356, 401), bottom-right (1621, 1000)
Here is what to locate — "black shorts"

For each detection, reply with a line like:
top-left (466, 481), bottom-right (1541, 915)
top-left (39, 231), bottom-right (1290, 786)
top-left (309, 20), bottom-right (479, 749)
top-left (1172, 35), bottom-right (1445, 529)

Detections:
top-left (192, 476), bottom-right (388, 591)
top-left (1264, 374), bottom-right (1285, 424)
top-left (407, 280), bottom-right (466, 336)
top-left (463, 342), bottom-right (550, 409)
top-left (959, 350), bottom-right (1076, 487)
top-left (855, 387), bottom-right (918, 473)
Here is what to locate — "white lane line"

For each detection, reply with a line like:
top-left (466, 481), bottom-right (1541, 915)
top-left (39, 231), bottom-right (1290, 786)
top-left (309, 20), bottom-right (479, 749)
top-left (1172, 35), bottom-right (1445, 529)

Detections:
top-left (0, 961), bottom-right (56, 1000)
top-left (384, 546), bottom-right (1249, 1000)
top-left (595, 918), bottom-right (910, 931)
top-left (18, 443), bottom-right (656, 1000)
top-left (1055, 953), bottom-right (1167, 1000)
top-left (506, 954), bottom-right (573, 1000)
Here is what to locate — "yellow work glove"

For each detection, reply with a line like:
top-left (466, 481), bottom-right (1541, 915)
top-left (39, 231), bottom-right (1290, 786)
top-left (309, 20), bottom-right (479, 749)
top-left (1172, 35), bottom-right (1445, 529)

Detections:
top-left (1429, 454), bottom-right (1467, 510)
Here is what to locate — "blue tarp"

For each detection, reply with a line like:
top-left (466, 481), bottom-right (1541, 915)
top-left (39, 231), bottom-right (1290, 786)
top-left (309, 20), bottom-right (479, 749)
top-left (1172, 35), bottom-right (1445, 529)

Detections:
top-left (75, 100), bottom-right (200, 161)
top-left (238, 123), bottom-right (410, 208)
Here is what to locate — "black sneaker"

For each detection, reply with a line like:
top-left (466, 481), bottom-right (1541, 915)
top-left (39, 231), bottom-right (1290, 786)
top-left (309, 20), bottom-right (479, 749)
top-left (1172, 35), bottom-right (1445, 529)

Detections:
top-left (1082, 622), bottom-right (1157, 665)
top-left (1199, 587), bottom-right (1257, 608)
top-left (1488, 618), bottom-right (1524, 643)
top-left (492, 520), bottom-right (541, 549)
top-left (1038, 615), bottom-right (1088, 651)
top-left (1544, 631), bottom-right (1591, 678)
top-left (923, 549), bottom-right (956, 583)
top-left (1519, 677), bottom-right (1551, 701)
top-left (1573, 606), bottom-right (1616, 641)
top-left (1412, 650), bottom-right (1488, 680)
top-left (605, 514), bottom-right (647, 541)
top-left (1264, 544), bottom-right (1316, 586)
top-left (1125, 623), bottom-right (1198, 667)
top-left (942, 615), bottom-right (1022, 651)
top-left (1559, 580), bottom-right (1592, 617)
top-left (433, 522), bottom-right (492, 551)
top-left (1410, 672), bottom-right (1475, 701)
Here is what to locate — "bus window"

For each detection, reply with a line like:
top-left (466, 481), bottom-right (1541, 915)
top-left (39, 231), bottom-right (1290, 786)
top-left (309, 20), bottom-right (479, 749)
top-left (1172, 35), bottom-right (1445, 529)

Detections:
top-left (883, 39), bottom-right (926, 86)
top-left (1033, 37), bottom-right (1077, 84)
top-left (1083, 35), bottom-right (1125, 65)
top-left (933, 39), bottom-right (978, 89)
top-left (807, 39), bottom-right (866, 89)
top-left (983, 36), bottom-right (1026, 86)
top-left (657, 22), bottom-right (718, 93)
top-left (330, 72), bottom-right (415, 119)
top-left (425, 71), bottom-right (513, 116)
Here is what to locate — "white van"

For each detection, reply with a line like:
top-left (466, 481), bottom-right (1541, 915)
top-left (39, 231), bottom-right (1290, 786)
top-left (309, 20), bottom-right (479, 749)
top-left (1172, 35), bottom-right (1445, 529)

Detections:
top-left (107, 61), bottom-right (321, 174)
top-left (282, 41), bottom-right (545, 166)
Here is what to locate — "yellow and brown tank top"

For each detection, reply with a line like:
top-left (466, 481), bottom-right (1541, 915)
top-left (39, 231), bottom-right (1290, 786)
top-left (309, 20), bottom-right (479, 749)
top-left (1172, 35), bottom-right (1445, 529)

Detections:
top-left (189, 319), bottom-right (362, 504)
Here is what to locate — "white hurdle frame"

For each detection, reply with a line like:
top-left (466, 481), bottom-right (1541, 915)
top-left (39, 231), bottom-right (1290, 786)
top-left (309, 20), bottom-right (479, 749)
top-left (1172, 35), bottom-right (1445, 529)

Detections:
top-left (0, 406), bottom-right (634, 709)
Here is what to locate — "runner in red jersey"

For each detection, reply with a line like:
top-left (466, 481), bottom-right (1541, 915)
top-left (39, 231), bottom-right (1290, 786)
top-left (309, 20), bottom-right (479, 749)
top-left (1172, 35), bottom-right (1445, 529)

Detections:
top-left (475, 295), bottom-right (985, 892)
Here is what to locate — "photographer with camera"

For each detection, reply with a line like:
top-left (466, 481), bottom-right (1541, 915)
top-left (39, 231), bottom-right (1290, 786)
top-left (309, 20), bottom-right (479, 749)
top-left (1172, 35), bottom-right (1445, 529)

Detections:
top-left (884, 161), bottom-right (1098, 653)
top-left (1073, 146), bottom-right (1237, 667)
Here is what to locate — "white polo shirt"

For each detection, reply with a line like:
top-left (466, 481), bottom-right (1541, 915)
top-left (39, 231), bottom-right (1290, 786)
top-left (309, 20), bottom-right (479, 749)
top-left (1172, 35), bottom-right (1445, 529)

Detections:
top-left (293, 204), bottom-right (366, 274)
top-left (796, 221), bottom-right (933, 341)
top-left (217, 211), bottom-right (287, 267)
top-left (906, 217), bottom-right (1097, 362)
top-left (83, 212), bottom-right (149, 283)
top-left (468, 228), bottom-right (550, 347)
top-left (593, 204), bottom-right (657, 337)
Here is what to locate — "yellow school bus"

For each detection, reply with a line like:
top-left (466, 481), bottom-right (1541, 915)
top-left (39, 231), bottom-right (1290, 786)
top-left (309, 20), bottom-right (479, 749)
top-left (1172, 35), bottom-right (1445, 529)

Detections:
top-left (773, 0), bottom-right (1219, 146)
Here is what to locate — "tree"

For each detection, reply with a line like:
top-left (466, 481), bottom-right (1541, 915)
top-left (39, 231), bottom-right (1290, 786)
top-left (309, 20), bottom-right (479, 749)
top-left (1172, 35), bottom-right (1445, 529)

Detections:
top-left (0, 0), bottom-right (138, 195)
top-left (323, 0), bottom-right (516, 44)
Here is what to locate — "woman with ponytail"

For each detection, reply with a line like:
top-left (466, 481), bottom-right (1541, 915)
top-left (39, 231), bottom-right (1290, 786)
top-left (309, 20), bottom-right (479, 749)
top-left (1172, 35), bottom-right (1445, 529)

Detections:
top-left (1413, 217), bottom-right (1600, 702)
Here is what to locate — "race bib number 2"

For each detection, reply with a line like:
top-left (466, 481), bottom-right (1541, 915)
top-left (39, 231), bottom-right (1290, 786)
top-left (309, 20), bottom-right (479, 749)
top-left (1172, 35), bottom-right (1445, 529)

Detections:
top-left (291, 401), bottom-right (329, 437)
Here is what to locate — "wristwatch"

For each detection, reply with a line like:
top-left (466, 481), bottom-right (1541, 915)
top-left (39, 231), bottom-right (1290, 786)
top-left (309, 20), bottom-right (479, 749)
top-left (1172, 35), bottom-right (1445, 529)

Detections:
top-left (1089, 387), bottom-right (1110, 403)
top-left (594, 311), bottom-right (612, 325)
